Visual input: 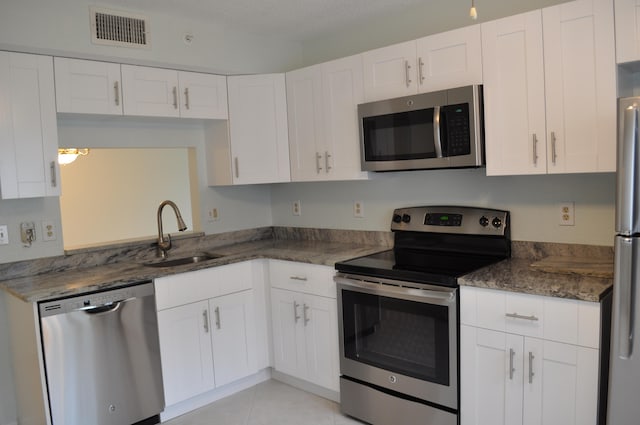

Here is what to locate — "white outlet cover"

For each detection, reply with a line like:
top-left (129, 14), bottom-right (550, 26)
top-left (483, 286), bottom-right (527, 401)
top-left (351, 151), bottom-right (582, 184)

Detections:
top-left (292, 200), bottom-right (301, 216)
top-left (354, 201), bottom-right (364, 218)
top-left (0, 225), bottom-right (8, 245)
top-left (41, 220), bottom-right (56, 241)
top-left (559, 202), bottom-right (575, 226)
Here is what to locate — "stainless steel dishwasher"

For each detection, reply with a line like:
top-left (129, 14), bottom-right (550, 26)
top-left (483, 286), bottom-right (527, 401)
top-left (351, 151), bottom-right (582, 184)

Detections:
top-left (39, 281), bottom-right (165, 425)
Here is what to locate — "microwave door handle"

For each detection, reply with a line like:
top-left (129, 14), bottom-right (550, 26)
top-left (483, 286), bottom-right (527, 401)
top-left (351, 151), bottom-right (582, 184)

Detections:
top-left (433, 106), bottom-right (443, 158)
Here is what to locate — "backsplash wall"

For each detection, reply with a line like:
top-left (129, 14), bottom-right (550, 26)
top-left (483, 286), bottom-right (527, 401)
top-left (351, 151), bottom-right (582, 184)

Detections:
top-left (270, 169), bottom-right (616, 246)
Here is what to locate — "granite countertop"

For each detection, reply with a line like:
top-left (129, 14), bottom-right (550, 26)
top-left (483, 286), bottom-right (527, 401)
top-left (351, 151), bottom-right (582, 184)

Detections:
top-left (0, 238), bottom-right (388, 303)
top-left (459, 257), bottom-right (613, 302)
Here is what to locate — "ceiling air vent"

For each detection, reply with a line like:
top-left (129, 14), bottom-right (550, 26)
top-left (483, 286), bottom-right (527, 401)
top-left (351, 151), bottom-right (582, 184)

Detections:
top-left (90, 7), bottom-right (150, 48)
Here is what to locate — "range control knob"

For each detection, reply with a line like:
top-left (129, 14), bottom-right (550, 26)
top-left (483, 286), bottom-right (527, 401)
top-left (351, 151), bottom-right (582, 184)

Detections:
top-left (479, 216), bottom-right (489, 227)
top-left (491, 217), bottom-right (503, 228)
top-left (402, 214), bottom-right (411, 223)
top-left (392, 214), bottom-right (402, 223)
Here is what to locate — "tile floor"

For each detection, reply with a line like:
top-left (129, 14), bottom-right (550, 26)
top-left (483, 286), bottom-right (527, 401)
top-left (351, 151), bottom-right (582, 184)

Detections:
top-left (163, 379), bottom-right (364, 425)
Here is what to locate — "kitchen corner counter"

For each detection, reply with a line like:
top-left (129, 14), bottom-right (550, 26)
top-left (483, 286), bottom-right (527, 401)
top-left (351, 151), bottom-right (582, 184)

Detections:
top-left (0, 234), bottom-right (389, 303)
top-left (459, 256), bottom-right (613, 303)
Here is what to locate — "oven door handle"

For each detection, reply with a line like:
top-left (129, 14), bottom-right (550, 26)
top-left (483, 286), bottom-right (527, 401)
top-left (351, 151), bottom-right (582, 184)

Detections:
top-left (334, 276), bottom-right (456, 305)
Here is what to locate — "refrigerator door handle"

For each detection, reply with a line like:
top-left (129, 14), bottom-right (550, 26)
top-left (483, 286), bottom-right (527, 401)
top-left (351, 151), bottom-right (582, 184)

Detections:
top-left (616, 237), bottom-right (636, 359)
top-left (617, 101), bottom-right (640, 234)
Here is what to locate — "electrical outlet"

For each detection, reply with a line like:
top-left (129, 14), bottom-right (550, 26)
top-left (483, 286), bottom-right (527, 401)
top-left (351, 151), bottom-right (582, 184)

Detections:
top-left (208, 208), bottom-right (220, 222)
top-left (41, 220), bottom-right (56, 241)
top-left (559, 202), bottom-right (575, 226)
top-left (354, 201), bottom-right (364, 218)
top-left (292, 200), bottom-right (301, 216)
top-left (20, 222), bottom-right (36, 246)
top-left (0, 225), bottom-right (8, 245)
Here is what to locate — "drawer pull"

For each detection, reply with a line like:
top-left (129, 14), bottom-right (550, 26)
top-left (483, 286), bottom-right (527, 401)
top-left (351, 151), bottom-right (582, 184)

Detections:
top-left (509, 348), bottom-right (516, 380)
top-left (289, 276), bottom-right (308, 281)
top-left (528, 351), bottom-right (535, 384)
top-left (505, 312), bottom-right (539, 321)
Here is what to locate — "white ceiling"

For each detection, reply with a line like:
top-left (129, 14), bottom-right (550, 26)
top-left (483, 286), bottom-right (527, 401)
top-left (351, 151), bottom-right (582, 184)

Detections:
top-left (98, 0), bottom-right (431, 42)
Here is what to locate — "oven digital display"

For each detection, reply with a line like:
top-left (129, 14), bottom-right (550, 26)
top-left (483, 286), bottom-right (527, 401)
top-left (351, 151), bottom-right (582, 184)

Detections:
top-left (425, 213), bottom-right (463, 226)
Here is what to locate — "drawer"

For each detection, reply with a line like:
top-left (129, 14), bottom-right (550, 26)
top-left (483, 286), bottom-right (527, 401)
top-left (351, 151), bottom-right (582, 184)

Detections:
top-left (459, 286), bottom-right (600, 348)
top-left (269, 260), bottom-right (336, 298)
top-left (155, 261), bottom-right (253, 310)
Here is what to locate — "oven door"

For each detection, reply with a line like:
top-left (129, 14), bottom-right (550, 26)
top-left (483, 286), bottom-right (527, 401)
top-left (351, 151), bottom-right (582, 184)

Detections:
top-left (335, 274), bottom-right (458, 410)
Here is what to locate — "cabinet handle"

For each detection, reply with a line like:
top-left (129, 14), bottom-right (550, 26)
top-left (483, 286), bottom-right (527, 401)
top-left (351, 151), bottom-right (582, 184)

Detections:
top-left (289, 276), bottom-right (308, 281)
top-left (303, 303), bottom-right (310, 326)
top-left (50, 161), bottom-right (57, 188)
top-left (551, 131), bottom-right (557, 165)
top-left (293, 301), bottom-right (301, 323)
top-left (114, 81), bottom-right (120, 106)
top-left (234, 157), bottom-right (240, 179)
top-left (316, 152), bottom-right (323, 174)
top-left (324, 151), bottom-right (332, 173)
top-left (404, 60), bottom-right (412, 88)
top-left (528, 351), bottom-right (535, 384)
top-left (214, 306), bottom-right (221, 329)
top-left (505, 312), bottom-right (539, 321)
top-left (509, 348), bottom-right (516, 380)
top-left (418, 57), bottom-right (425, 84)
top-left (184, 87), bottom-right (190, 110)
top-left (532, 133), bottom-right (538, 165)
top-left (203, 309), bottom-right (209, 333)
top-left (172, 86), bottom-right (178, 109)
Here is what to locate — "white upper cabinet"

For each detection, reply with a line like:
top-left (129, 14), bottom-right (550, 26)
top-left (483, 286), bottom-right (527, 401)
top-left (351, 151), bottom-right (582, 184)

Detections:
top-left (614, 0), bottom-right (640, 63)
top-left (542, 0), bottom-right (616, 174)
top-left (287, 54), bottom-right (367, 182)
top-left (0, 52), bottom-right (60, 199)
top-left (54, 57), bottom-right (123, 115)
top-left (226, 73), bottom-right (291, 185)
top-left (121, 64), bottom-right (227, 119)
top-left (415, 25), bottom-right (483, 93)
top-left (362, 25), bottom-right (482, 102)
top-left (482, 11), bottom-right (548, 176)
top-left (483, 0), bottom-right (616, 176)
top-left (177, 71), bottom-right (228, 119)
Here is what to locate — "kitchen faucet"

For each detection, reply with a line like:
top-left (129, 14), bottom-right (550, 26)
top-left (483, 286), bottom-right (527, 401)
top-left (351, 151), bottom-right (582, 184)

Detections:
top-left (156, 200), bottom-right (187, 258)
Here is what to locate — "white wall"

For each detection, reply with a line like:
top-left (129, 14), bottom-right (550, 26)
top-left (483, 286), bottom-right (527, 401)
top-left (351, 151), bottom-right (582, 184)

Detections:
top-left (0, 0), bottom-right (303, 74)
top-left (271, 169), bottom-right (616, 246)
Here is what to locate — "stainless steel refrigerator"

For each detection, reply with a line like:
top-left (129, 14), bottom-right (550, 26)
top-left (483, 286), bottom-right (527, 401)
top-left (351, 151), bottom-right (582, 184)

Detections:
top-left (608, 96), bottom-right (640, 424)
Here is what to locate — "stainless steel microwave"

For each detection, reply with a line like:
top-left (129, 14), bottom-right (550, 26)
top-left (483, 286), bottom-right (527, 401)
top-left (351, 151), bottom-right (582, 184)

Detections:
top-left (358, 85), bottom-right (484, 172)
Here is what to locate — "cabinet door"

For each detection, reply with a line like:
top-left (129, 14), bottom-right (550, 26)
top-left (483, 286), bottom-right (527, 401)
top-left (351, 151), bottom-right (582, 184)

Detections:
top-left (416, 25), bottom-right (483, 93)
top-left (302, 294), bottom-right (340, 392)
top-left (270, 288), bottom-right (306, 379)
top-left (54, 57), bottom-right (122, 115)
top-left (0, 52), bottom-right (59, 199)
top-left (121, 65), bottom-right (180, 117)
top-left (157, 300), bottom-right (215, 406)
top-left (321, 54), bottom-right (368, 181)
top-left (178, 71), bottom-right (228, 119)
top-left (523, 339), bottom-right (598, 425)
top-left (209, 290), bottom-right (257, 387)
top-left (227, 74), bottom-right (291, 184)
top-left (460, 325), bottom-right (524, 425)
top-left (542, 0), bottom-right (616, 173)
top-left (286, 65), bottom-right (324, 181)
top-left (615, 0), bottom-right (640, 63)
top-left (482, 11), bottom-right (547, 176)
top-left (362, 40), bottom-right (417, 102)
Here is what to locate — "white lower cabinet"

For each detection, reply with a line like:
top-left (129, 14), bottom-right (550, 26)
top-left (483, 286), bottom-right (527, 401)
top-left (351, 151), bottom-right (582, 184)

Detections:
top-left (155, 261), bottom-right (263, 408)
top-left (269, 260), bottom-right (340, 392)
top-left (460, 286), bottom-right (600, 425)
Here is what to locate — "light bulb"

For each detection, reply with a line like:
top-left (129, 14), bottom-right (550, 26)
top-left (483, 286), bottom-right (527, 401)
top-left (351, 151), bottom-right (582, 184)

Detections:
top-left (470, 6), bottom-right (477, 20)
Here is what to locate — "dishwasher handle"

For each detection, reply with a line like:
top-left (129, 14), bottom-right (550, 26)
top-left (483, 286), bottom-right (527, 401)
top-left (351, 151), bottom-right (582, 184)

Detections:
top-left (80, 299), bottom-right (129, 315)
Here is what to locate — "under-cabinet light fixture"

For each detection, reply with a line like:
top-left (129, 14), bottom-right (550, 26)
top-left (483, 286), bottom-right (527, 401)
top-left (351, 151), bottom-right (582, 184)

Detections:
top-left (470, 0), bottom-right (478, 20)
top-left (58, 148), bottom-right (89, 165)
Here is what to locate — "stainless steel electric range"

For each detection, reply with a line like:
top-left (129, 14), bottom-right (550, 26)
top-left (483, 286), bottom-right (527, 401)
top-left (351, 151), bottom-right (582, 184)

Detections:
top-left (334, 206), bottom-right (511, 425)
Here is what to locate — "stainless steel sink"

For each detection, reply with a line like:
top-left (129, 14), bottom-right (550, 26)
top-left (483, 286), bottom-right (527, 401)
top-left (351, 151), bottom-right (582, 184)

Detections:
top-left (143, 253), bottom-right (224, 268)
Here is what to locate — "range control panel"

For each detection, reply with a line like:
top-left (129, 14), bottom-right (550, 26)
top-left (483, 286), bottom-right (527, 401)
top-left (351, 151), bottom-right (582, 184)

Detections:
top-left (391, 206), bottom-right (509, 236)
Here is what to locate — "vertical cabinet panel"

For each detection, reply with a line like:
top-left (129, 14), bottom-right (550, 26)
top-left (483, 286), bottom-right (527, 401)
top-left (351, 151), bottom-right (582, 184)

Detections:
top-left (614, 0), bottom-right (640, 63)
top-left (0, 52), bottom-right (59, 199)
top-left (227, 74), bottom-right (291, 184)
top-left (303, 294), bottom-right (339, 392)
top-left (157, 300), bottom-right (216, 406)
top-left (177, 71), bottom-right (228, 119)
top-left (543, 0), bottom-right (616, 173)
top-left (54, 57), bottom-right (123, 115)
top-left (482, 11), bottom-right (547, 176)
top-left (271, 288), bottom-right (306, 378)
top-left (121, 65), bottom-right (180, 117)
top-left (362, 40), bottom-right (418, 102)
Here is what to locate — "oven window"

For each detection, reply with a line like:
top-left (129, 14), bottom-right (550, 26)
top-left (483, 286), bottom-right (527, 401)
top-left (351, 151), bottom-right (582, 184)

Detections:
top-left (362, 109), bottom-right (437, 161)
top-left (341, 289), bottom-right (450, 385)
